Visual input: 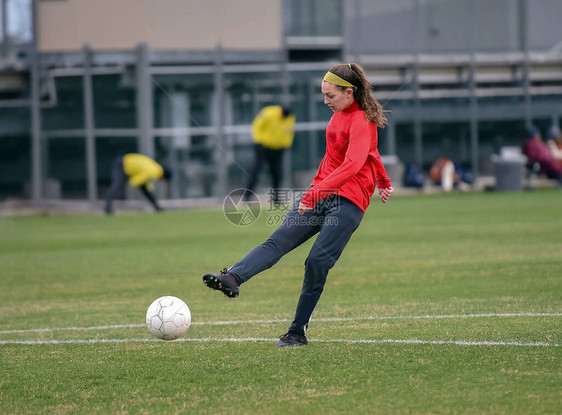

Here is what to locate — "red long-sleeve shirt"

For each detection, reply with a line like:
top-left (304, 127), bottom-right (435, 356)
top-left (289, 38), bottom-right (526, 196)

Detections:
top-left (301, 101), bottom-right (392, 212)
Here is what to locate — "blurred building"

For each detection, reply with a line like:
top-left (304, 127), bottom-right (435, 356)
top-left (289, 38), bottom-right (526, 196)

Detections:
top-left (1, 0), bottom-right (561, 201)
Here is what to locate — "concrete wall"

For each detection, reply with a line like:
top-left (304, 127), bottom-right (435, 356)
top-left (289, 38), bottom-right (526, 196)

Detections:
top-left (38, 0), bottom-right (283, 51)
top-left (348, 0), bottom-right (562, 54)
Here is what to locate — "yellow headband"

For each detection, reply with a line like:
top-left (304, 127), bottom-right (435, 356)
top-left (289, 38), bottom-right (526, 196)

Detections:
top-left (323, 71), bottom-right (356, 88)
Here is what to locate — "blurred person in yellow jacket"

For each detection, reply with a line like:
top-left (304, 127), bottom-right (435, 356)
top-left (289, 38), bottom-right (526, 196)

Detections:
top-left (105, 153), bottom-right (171, 215)
top-left (245, 106), bottom-right (295, 204)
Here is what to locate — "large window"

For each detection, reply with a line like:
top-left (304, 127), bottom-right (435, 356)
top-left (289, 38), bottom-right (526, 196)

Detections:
top-left (287, 0), bottom-right (342, 37)
top-left (1, 0), bottom-right (31, 45)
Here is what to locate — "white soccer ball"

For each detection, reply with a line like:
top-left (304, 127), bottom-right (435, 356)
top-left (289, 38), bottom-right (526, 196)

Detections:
top-left (146, 296), bottom-right (191, 340)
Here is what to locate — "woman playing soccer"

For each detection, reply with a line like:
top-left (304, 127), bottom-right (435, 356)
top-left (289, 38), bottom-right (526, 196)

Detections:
top-left (203, 63), bottom-right (394, 347)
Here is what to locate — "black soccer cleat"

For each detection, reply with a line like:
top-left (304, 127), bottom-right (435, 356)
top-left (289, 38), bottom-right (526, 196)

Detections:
top-left (203, 268), bottom-right (240, 298)
top-left (275, 331), bottom-right (308, 347)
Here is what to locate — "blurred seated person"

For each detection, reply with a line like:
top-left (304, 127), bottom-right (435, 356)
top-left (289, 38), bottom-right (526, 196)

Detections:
top-left (522, 126), bottom-right (562, 183)
top-left (105, 153), bottom-right (171, 215)
top-left (546, 125), bottom-right (562, 167)
top-left (430, 158), bottom-right (457, 192)
top-left (430, 158), bottom-right (473, 191)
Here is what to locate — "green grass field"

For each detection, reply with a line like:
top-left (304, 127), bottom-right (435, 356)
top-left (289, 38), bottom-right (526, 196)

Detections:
top-left (1, 190), bottom-right (561, 414)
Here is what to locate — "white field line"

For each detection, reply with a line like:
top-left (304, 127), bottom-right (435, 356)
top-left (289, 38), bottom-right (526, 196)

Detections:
top-left (0, 312), bottom-right (560, 335)
top-left (0, 337), bottom-right (559, 347)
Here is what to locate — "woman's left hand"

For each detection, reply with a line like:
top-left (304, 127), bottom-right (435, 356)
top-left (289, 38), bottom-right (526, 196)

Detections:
top-left (379, 186), bottom-right (394, 203)
top-left (298, 202), bottom-right (314, 215)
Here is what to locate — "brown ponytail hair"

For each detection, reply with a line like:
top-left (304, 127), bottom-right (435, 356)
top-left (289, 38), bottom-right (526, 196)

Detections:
top-left (328, 63), bottom-right (388, 128)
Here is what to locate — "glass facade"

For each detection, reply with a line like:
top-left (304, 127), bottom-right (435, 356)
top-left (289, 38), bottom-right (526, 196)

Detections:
top-left (1, 0), bottom-right (31, 45)
top-left (287, 0), bottom-right (342, 37)
top-left (41, 77), bottom-right (84, 131)
top-left (93, 75), bottom-right (136, 129)
top-left (1, 65), bottom-right (561, 200)
top-left (45, 137), bottom-right (86, 199)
